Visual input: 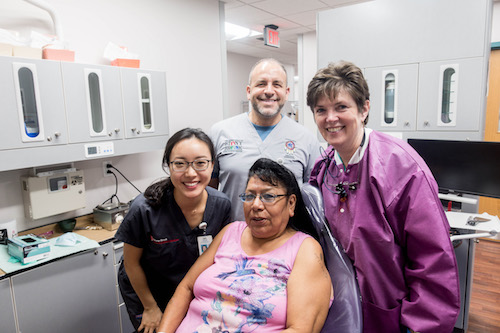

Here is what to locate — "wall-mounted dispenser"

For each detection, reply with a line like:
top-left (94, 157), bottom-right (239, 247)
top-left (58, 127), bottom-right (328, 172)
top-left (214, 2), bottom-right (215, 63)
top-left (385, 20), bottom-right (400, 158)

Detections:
top-left (21, 164), bottom-right (86, 220)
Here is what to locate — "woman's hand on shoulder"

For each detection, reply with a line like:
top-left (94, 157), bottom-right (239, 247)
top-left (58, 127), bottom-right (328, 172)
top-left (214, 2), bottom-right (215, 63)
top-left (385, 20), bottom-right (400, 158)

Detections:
top-left (284, 237), bottom-right (332, 333)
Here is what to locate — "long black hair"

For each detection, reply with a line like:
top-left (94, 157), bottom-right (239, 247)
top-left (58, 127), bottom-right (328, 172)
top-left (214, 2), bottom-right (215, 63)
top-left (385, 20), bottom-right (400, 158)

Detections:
top-left (144, 128), bottom-right (215, 208)
top-left (246, 158), bottom-right (319, 240)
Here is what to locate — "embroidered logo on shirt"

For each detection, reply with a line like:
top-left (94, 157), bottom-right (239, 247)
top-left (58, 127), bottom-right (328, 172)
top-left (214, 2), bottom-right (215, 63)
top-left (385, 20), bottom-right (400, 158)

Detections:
top-left (284, 140), bottom-right (296, 156)
top-left (222, 139), bottom-right (243, 153)
top-left (150, 235), bottom-right (179, 244)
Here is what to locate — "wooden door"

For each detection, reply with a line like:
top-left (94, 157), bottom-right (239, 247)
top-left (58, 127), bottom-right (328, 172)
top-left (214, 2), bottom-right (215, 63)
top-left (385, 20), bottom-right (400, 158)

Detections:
top-left (479, 49), bottom-right (500, 217)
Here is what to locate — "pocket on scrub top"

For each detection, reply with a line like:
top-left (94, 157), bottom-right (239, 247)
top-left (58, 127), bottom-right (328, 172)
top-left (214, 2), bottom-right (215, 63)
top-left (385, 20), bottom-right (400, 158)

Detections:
top-left (148, 237), bottom-right (180, 265)
top-left (362, 300), bottom-right (402, 333)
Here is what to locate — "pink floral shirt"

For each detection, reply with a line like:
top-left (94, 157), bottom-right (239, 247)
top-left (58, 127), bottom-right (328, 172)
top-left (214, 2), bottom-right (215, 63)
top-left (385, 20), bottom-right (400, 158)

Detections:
top-left (176, 221), bottom-right (311, 332)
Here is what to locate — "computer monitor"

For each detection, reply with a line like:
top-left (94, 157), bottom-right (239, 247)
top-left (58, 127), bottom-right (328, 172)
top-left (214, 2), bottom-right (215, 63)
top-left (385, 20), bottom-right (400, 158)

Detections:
top-left (407, 138), bottom-right (500, 199)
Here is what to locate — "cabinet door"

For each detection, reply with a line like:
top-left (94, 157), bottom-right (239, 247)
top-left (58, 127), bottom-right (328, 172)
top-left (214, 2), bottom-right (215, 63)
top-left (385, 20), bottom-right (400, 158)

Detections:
top-left (121, 68), bottom-right (169, 139)
top-left (12, 243), bottom-right (120, 333)
top-left (364, 64), bottom-right (418, 131)
top-left (61, 62), bottom-right (124, 143)
top-left (417, 57), bottom-right (485, 131)
top-left (0, 56), bottom-right (68, 150)
top-left (0, 278), bottom-right (17, 333)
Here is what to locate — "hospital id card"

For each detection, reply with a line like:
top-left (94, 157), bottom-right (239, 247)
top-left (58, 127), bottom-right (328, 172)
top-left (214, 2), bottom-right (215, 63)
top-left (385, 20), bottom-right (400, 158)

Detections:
top-left (197, 235), bottom-right (213, 255)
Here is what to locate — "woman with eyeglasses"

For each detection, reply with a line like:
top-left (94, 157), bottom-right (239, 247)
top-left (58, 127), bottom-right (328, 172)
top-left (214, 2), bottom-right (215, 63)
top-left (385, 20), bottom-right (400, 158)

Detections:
top-left (156, 157), bottom-right (332, 333)
top-left (115, 128), bottom-right (231, 333)
top-left (306, 61), bottom-right (460, 333)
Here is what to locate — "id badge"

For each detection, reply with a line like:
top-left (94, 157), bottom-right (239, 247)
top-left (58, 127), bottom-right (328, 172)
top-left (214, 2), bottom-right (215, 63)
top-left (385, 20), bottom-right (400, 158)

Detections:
top-left (197, 235), bottom-right (213, 255)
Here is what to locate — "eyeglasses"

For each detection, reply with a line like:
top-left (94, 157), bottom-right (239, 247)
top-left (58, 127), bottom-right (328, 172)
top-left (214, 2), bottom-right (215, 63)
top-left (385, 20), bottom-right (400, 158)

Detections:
top-left (170, 159), bottom-right (212, 172)
top-left (239, 193), bottom-right (288, 204)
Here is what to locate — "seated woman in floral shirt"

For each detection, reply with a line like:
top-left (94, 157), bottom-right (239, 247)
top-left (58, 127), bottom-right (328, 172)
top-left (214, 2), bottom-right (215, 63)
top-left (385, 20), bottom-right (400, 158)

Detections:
top-left (157, 158), bottom-right (332, 333)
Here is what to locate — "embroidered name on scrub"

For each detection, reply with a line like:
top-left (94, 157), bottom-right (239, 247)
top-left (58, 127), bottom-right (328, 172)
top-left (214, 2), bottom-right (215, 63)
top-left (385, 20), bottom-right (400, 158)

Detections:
top-left (222, 139), bottom-right (243, 153)
top-left (150, 235), bottom-right (179, 244)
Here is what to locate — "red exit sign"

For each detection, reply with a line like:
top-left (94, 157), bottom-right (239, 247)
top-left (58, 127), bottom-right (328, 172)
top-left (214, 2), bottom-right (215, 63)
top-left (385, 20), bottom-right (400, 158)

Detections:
top-left (264, 26), bottom-right (280, 48)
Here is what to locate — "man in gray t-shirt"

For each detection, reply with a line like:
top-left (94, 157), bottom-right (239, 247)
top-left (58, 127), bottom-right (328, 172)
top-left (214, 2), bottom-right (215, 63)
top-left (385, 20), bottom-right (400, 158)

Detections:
top-left (209, 58), bottom-right (320, 221)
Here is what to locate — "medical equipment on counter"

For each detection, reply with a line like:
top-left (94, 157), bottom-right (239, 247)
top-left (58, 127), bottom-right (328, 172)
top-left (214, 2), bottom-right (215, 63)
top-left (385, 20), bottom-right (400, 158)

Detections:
top-left (446, 211), bottom-right (500, 242)
top-left (8, 234), bottom-right (50, 264)
top-left (93, 202), bottom-right (129, 231)
top-left (21, 164), bottom-right (86, 220)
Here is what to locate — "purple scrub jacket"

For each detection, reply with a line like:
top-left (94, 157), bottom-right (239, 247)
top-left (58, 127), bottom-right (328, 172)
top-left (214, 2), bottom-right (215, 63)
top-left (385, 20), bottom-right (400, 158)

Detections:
top-left (310, 130), bottom-right (460, 333)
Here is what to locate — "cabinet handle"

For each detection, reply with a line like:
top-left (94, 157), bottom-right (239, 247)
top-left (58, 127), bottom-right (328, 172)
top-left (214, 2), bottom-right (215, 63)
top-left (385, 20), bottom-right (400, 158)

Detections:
top-left (54, 132), bottom-right (61, 138)
top-left (404, 122), bottom-right (410, 127)
top-left (114, 128), bottom-right (120, 133)
top-left (47, 136), bottom-right (53, 142)
top-left (94, 249), bottom-right (99, 255)
top-left (131, 127), bottom-right (137, 133)
top-left (102, 252), bottom-right (109, 258)
top-left (424, 121), bottom-right (430, 127)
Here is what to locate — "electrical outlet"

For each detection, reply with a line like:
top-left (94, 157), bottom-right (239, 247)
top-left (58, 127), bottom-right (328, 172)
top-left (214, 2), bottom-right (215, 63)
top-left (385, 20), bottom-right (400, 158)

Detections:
top-left (103, 161), bottom-right (113, 177)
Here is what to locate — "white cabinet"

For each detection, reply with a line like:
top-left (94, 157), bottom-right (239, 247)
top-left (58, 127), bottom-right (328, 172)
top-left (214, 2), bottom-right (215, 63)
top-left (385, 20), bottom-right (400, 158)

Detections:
top-left (0, 56), bottom-right (169, 172)
top-left (61, 62), bottom-right (125, 143)
top-left (364, 64), bottom-right (419, 131)
top-left (121, 68), bottom-right (169, 139)
top-left (11, 242), bottom-right (120, 333)
top-left (317, 0), bottom-right (491, 141)
top-left (417, 57), bottom-right (485, 132)
top-left (0, 278), bottom-right (17, 333)
top-left (0, 56), bottom-right (68, 150)
top-left (364, 58), bottom-right (485, 134)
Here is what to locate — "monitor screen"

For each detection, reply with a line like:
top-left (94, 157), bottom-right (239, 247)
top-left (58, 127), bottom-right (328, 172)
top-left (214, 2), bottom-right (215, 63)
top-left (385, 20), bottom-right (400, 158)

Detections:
top-left (407, 139), bottom-right (500, 199)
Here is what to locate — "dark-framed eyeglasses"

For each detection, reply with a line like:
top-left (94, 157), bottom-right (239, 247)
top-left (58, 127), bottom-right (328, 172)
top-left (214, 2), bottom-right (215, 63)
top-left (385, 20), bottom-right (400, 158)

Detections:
top-left (170, 159), bottom-right (212, 172)
top-left (239, 193), bottom-right (288, 204)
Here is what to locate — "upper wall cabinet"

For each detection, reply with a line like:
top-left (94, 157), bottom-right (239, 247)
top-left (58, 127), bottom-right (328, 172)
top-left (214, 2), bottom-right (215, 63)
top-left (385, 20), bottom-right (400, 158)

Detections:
top-left (318, 0), bottom-right (491, 140)
top-left (0, 56), bottom-right (169, 172)
top-left (120, 68), bottom-right (169, 138)
top-left (417, 57), bottom-right (484, 131)
top-left (364, 64), bottom-right (419, 131)
top-left (0, 57), bottom-right (68, 150)
top-left (61, 62), bottom-right (124, 143)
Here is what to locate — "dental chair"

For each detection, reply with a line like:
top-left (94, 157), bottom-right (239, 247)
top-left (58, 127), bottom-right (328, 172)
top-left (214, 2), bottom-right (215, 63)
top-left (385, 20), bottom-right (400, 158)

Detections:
top-left (301, 183), bottom-right (363, 333)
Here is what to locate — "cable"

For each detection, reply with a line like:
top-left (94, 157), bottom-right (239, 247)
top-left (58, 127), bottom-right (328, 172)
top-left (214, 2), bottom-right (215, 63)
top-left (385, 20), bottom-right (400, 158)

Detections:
top-left (107, 164), bottom-right (143, 194)
top-left (101, 170), bottom-right (120, 205)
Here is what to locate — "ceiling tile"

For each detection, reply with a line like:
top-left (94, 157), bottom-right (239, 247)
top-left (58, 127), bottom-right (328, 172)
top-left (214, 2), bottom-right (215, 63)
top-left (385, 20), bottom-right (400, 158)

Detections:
top-left (320, 0), bottom-right (371, 7)
top-left (251, 0), bottom-right (327, 16)
top-left (225, 5), bottom-right (275, 25)
top-left (224, 0), bottom-right (369, 65)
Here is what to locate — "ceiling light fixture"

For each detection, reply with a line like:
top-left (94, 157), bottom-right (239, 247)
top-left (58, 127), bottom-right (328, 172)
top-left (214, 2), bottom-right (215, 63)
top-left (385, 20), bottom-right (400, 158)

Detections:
top-left (225, 22), bottom-right (261, 41)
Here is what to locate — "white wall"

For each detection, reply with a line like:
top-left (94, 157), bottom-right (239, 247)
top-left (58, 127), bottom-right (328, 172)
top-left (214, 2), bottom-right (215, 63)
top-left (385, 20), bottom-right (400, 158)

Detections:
top-left (493, 2), bottom-right (500, 42)
top-left (226, 52), bottom-right (296, 118)
top-left (298, 32), bottom-right (321, 139)
top-left (0, 0), bottom-right (224, 231)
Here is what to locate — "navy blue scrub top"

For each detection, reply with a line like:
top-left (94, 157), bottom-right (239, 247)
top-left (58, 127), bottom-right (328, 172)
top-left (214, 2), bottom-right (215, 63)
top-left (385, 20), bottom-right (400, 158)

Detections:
top-left (115, 186), bottom-right (232, 306)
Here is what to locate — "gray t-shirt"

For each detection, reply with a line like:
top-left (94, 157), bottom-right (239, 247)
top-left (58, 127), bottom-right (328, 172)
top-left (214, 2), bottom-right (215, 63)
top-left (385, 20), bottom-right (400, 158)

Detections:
top-left (210, 113), bottom-right (321, 221)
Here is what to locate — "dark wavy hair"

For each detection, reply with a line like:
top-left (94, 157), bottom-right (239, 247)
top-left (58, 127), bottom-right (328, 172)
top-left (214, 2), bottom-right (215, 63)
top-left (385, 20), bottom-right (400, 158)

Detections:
top-left (144, 128), bottom-right (215, 208)
top-left (246, 158), bottom-right (318, 240)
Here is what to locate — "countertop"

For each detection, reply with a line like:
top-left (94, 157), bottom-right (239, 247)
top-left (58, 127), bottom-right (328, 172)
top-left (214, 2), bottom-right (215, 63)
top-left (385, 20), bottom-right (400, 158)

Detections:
top-left (0, 214), bottom-right (117, 277)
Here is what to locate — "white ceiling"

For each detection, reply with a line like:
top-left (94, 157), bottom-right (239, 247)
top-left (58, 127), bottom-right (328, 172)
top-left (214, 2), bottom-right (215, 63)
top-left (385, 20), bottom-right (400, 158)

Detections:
top-left (222, 0), bottom-right (371, 65)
